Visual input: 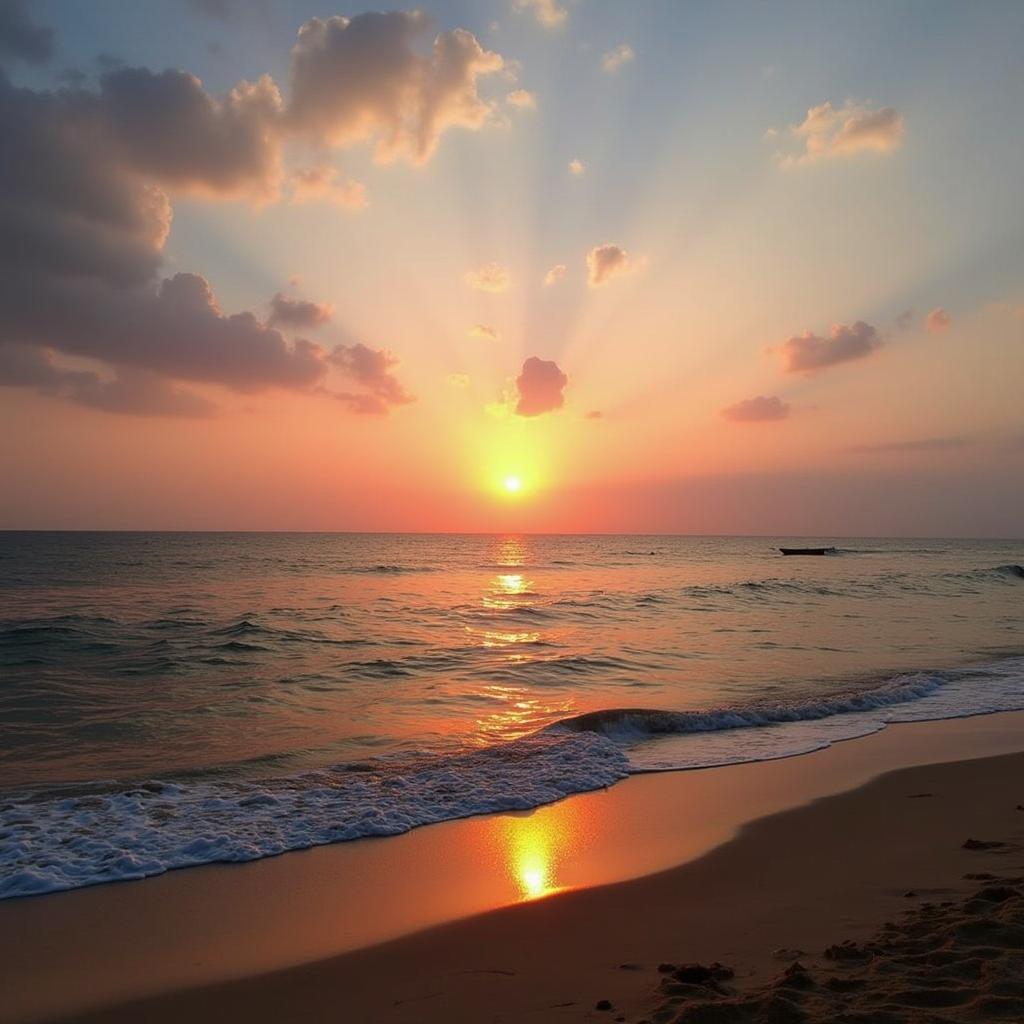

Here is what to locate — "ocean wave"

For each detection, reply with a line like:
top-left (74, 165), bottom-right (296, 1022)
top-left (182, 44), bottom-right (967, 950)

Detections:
top-left (0, 732), bottom-right (628, 900)
top-left (549, 673), bottom-right (949, 740)
top-left (552, 656), bottom-right (1024, 772)
top-left (3, 656), bottom-right (1024, 900)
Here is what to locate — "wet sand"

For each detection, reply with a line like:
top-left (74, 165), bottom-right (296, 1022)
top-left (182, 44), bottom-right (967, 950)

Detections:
top-left (3, 711), bottom-right (1024, 1023)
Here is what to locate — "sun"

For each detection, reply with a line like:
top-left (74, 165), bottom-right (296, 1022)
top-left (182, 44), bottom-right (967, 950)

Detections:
top-left (503, 475), bottom-right (523, 494)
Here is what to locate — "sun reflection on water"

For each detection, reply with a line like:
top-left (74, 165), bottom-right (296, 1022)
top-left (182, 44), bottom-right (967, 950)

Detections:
top-left (471, 684), bottom-right (577, 743)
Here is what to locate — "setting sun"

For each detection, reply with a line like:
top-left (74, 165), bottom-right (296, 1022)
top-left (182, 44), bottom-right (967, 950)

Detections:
top-left (503, 476), bottom-right (523, 495)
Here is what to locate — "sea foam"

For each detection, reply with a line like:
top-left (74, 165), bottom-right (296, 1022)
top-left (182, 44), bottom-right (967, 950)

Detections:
top-left (4, 656), bottom-right (1024, 900)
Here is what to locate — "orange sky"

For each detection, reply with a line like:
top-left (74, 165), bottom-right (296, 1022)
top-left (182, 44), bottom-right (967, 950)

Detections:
top-left (1, 1), bottom-right (1023, 534)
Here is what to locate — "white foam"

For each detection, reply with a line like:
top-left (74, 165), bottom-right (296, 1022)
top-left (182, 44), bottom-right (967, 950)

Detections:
top-left (0, 732), bottom-right (629, 899)
top-left (4, 658), bottom-right (1024, 901)
top-left (624, 657), bottom-right (1024, 771)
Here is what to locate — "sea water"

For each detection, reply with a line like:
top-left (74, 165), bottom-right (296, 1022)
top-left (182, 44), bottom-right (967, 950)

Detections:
top-left (1, 532), bottom-right (1022, 897)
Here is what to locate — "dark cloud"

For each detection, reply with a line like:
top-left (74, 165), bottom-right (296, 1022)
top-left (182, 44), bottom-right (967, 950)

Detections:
top-left (99, 66), bottom-right (283, 198)
top-left (0, 343), bottom-right (215, 416)
top-left (328, 342), bottom-right (414, 413)
top-left (781, 321), bottom-right (880, 372)
top-left (894, 309), bottom-right (914, 331)
top-left (722, 395), bottom-right (790, 422)
top-left (0, 7), bottom-right (507, 417)
top-left (267, 292), bottom-right (333, 329)
top-left (847, 436), bottom-right (972, 454)
top-left (515, 356), bottom-right (567, 416)
top-left (586, 243), bottom-right (633, 287)
top-left (0, 0), bottom-right (53, 65)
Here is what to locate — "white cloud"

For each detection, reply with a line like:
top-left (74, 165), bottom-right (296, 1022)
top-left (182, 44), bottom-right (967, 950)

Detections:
top-left (774, 100), bottom-right (905, 166)
top-left (513, 0), bottom-right (567, 29)
top-left (544, 264), bottom-right (566, 286)
top-left (464, 263), bottom-right (512, 293)
top-left (601, 44), bottom-right (634, 73)
top-left (506, 88), bottom-right (537, 110)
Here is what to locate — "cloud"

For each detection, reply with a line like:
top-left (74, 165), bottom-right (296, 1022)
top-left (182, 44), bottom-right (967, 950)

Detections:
top-left (448, 372), bottom-right (470, 387)
top-left (506, 88), bottom-right (536, 110)
top-left (0, 7), bottom-right (516, 416)
top-left (848, 436), bottom-right (971, 454)
top-left (267, 292), bottom-right (333, 329)
top-left (0, 0), bottom-right (53, 64)
top-left (568, 157), bottom-right (585, 176)
top-left (894, 309), bottom-right (914, 331)
top-left (328, 342), bottom-right (414, 413)
top-left (780, 321), bottom-right (881, 372)
top-left (0, 343), bottom-right (215, 417)
top-left (468, 323), bottom-right (500, 340)
top-left (587, 244), bottom-right (635, 287)
top-left (926, 307), bottom-right (951, 333)
top-left (585, 410), bottom-right (603, 420)
top-left (464, 262), bottom-right (511, 292)
top-left (721, 395), bottom-right (791, 422)
top-left (287, 12), bottom-right (504, 164)
top-left (515, 356), bottom-right (567, 416)
top-left (601, 44), bottom-right (634, 73)
top-left (544, 264), bottom-right (566, 287)
top-left (98, 66), bottom-right (285, 200)
top-left (775, 100), bottom-right (905, 166)
top-left (514, 0), bottom-right (567, 28)
top-left (290, 165), bottom-right (367, 208)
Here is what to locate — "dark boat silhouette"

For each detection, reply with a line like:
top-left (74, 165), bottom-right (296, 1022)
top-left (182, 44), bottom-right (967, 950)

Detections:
top-left (779, 546), bottom-right (836, 556)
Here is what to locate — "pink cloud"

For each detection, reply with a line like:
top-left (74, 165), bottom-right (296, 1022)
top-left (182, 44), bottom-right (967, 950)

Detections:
top-left (515, 356), bottom-right (568, 416)
top-left (722, 395), bottom-right (791, 422)
top-left (267, 292), bottom-right (333, 329)
top-left (781, 321), bottom-right (881, 372)
top-left (586, 244), bottom-right (634, 288)
top-left (926, 307), bottom-right (951, 333)
top-left (328, 342), bottom-right (415, 413)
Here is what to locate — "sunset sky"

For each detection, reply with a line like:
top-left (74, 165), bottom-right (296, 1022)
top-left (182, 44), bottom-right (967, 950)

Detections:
top-left (1, 0), bottom-right (1022, 534)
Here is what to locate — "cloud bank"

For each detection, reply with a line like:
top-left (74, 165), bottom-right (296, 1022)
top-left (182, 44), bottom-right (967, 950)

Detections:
top-left (0, 0), bottom-right (53, 64)
top-left (0, 9), bottom-right (509, 416)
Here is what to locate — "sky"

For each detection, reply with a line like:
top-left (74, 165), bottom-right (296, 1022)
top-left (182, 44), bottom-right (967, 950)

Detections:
top-left (1, 0), bottom-right (1022, 535)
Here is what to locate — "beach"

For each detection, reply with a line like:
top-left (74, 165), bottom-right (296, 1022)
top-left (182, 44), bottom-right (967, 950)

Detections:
top-left (4, 709), bottom-right (1024, 1024)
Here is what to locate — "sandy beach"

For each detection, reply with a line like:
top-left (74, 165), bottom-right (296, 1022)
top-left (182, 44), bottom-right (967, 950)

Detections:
top-left (2, 710), bottom-right (1023, 1024)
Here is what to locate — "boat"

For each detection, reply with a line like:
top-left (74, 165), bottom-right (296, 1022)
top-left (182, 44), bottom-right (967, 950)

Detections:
top-left (779, 546), bottom-right (837, 556)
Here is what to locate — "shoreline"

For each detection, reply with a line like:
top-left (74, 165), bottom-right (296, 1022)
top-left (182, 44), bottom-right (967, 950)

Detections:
top-left (3, 709), bottom-right (1024, 1022)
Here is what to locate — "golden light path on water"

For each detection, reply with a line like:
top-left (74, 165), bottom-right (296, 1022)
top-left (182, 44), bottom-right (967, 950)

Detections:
top-left (469, 539), bottom-right (579, 745)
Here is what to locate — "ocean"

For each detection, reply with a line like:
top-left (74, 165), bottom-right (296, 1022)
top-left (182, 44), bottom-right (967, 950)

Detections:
top-left (1, 532), bottom-right (1023, 899)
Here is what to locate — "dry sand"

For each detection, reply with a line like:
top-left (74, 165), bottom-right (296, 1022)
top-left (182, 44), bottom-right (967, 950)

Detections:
top-left (4, 713), bottom-right (1024, 1024)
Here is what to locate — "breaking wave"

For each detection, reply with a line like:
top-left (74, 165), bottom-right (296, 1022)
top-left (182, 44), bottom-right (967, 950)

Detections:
top-left (4, 655), bottom-right (1024, 900)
